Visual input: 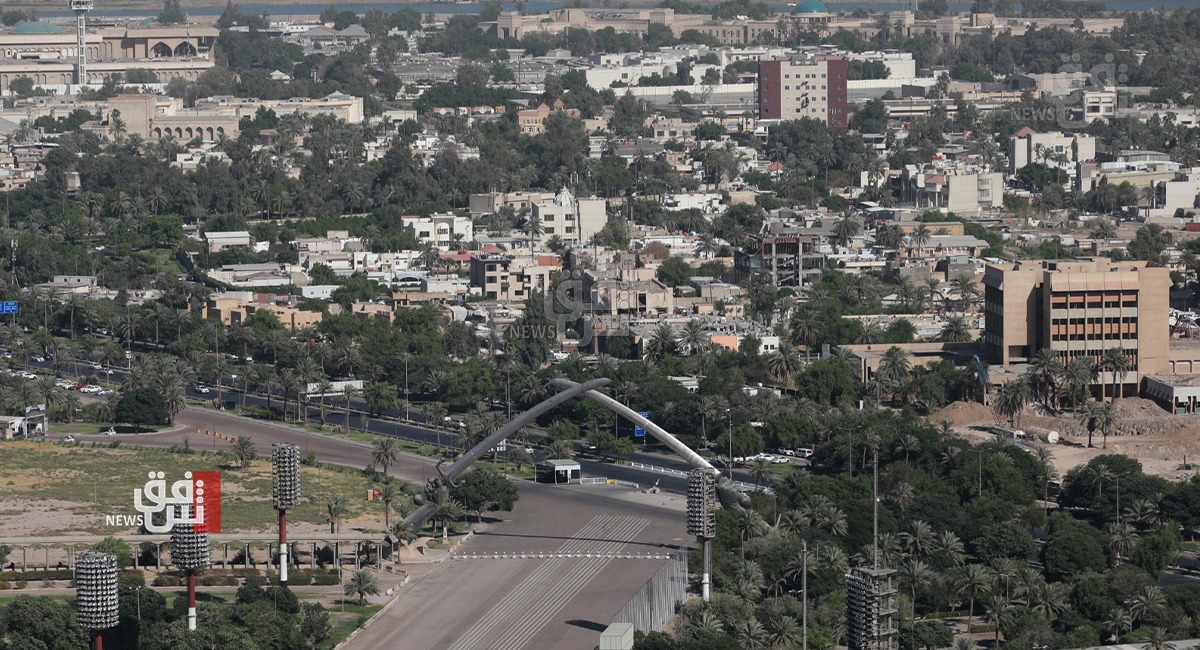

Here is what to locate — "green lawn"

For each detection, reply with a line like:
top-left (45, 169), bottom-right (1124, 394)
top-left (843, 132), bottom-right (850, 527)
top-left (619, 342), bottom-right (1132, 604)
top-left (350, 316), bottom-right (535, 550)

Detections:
top-left (319, 603), bottom-right (384, 649)
top-left (0, 442), bottom-right (409, 534)
top-left (134, 249), bottom-right (185, 276)
top-left (52, 422), bottom-right (161, 435)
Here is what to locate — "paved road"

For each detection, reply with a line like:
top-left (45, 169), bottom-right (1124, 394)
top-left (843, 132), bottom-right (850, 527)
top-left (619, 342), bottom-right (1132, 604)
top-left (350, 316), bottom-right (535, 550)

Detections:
top-left (70, 407), bottom-right (689, 650)
top-left (349, 485), bottom-right (686, 650)
top-left (21, 355), bottom-right (763, 488)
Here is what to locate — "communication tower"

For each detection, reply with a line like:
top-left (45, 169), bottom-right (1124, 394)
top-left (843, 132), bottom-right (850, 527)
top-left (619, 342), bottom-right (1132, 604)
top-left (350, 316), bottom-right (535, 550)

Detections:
top-left (69, 0), bottom-right (93, 87)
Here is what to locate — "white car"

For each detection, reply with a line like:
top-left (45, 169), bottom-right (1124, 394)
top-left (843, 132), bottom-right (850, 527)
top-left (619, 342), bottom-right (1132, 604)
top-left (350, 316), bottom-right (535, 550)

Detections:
top-left (31, 355), bottom-right (45, 363)
top-left (80, 385), bottom-right (103, 394)
top-left (102, 428), bottom-right (117, 435)
top-left (194, 385), bottom-right (211, 394)
top-left (90, 363), bottom-right (102, 370)
top-left (63, 435), bottom-right (76, 443)
top-left (797, 448), bottom-right (814, 458)
top-left (17, 371), bottom-right (36, 379)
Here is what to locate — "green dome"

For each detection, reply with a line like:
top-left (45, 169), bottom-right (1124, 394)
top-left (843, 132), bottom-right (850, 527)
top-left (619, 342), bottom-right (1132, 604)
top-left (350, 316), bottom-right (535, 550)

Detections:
top-left (793, 0), bottom-right (829, 13)
top-left (13, 21), bottom-right (66, 34)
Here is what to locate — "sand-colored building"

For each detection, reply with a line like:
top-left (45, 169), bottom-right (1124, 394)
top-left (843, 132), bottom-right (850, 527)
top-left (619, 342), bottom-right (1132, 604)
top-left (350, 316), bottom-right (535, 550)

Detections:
top-left (983, 258), bottom-right (1169, 397)
top-left (0, 23), bottom-right (217, 91)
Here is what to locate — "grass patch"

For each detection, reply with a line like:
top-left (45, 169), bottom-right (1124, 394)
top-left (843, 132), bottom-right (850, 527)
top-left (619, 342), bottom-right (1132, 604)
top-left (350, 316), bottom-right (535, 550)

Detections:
top-left (134, 249), bottom-right (185, 276)
top-left (318, 603), bottom-right (384, 650)
top-left (0, 441), bottom-right (413, 534)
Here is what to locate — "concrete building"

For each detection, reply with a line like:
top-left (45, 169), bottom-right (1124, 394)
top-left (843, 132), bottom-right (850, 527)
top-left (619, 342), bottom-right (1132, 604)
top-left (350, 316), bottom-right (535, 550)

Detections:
top-left (982, 258), bottom-right (1170, 396)
top-left (204, 231), bottom-right (252, 252)
top-left (757, 54), bottom-right (848, 129)
top-left (516, 99), bottom-right (578, 135)
top-left (468, 253), bottom-right (561, 302)
top-left (1008, 128), bottom-right (1097, 176)
top-left (204, 296), bottom-right (324, 330)
top-left (0, 23), bottom-right (217, 92)
top-left (530, 188), bottom-right (607, 246)
top-left (402, 213), bottom-right (474, 250)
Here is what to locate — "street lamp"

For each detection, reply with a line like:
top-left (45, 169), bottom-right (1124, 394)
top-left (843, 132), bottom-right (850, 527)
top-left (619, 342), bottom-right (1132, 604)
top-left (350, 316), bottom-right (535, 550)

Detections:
top-left (725, 408), bottom-right (733, 478)
top-left (170, 504), bottom-right (210, 632)
top-left (400, 353), bottom-right (410, 421)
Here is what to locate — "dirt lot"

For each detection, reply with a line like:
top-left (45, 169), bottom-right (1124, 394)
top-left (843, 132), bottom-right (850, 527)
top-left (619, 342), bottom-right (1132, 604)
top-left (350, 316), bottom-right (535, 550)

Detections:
top-left (931, 397), bottom-right (1200, 481)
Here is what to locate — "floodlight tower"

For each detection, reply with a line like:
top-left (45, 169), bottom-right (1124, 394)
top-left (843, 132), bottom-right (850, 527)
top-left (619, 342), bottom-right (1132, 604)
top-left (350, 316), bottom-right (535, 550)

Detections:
top-left (170, 504), bottom-right (211, 632)
top-left (273, 442), bottom-right (301, 588)
top-left (686, 470), bottom-right (717, 603)
top-left (69, 0), bottom-right (93, 88)
top-left (75, 551), bottom-right (119, 650)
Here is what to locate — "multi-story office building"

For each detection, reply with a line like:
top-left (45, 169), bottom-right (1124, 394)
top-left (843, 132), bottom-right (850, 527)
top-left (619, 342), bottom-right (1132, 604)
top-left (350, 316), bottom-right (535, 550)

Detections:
top-left (756, 54), bottom-right (848, 129)
top-left (982, 258), bottom-right (1169, 397)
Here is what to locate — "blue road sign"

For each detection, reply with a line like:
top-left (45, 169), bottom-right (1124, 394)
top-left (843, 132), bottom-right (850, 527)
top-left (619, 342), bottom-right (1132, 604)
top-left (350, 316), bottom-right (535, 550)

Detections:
top-left (0, 301), bottom-right (17, 315)
top-left (634, 411), bottom-right (651, 437)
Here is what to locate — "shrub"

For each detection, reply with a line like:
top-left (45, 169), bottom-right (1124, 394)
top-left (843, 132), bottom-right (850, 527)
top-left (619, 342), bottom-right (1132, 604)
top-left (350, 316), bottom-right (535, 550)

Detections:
top-left (152, 575), bottom-right (182, 587)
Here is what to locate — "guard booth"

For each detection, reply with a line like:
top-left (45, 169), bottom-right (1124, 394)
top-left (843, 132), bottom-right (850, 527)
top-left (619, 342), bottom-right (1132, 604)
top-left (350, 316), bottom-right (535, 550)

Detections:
top-left (535, 459), bottom-right (581, 484)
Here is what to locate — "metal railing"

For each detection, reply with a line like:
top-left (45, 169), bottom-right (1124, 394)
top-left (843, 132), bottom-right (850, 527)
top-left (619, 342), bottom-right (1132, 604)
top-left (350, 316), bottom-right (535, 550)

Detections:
top-left (610, 550), bottom-right (689, 633)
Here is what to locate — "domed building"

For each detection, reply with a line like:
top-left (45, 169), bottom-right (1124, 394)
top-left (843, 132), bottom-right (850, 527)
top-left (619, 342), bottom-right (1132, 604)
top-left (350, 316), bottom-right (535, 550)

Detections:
top-left (791, 0), bottom-right (833, 26)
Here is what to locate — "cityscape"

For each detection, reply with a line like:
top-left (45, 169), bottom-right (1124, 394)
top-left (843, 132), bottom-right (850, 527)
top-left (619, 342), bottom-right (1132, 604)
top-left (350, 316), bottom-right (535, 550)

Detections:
top-left (2, 0), bottom-right (1200, 649)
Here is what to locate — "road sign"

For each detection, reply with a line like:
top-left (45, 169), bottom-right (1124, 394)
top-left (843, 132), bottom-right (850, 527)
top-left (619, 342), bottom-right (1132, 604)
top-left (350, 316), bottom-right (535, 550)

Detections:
top-left (634, 411), bottom-right (650, 437)
top-left (0, 301), bottom-right (17, 315)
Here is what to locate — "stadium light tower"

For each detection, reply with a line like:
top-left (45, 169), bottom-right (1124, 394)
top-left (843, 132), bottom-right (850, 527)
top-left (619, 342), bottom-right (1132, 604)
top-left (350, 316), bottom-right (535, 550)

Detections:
top-left (171, 504), bottom-right (211, 632)
top-left (686, 469), bottom-right (716, 602)
top-left (273, 442), bottom-right (301, 588)
top-left (75, 551), bottom-right (119, 650)
top-left (69, 0), bottom-right (93, 88)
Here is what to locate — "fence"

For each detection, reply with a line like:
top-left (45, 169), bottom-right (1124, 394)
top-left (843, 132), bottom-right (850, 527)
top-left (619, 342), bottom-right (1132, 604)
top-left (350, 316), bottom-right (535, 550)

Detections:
top-left (610, 550), bottom-right (689, 633)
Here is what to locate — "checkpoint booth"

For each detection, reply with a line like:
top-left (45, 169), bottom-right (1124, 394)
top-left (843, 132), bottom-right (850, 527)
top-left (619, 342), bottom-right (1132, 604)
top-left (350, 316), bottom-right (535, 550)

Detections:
top-left (535, 459), bottom-right (581, 484)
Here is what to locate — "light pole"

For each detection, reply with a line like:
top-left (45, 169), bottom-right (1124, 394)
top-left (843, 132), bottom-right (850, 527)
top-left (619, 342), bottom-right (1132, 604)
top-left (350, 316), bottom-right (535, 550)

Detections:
top-left (400, 353), bottom-right (410, 421)
top-left (170, 506), bottom-right (209, 632)
top-left (75, 551), bottom-right (118, 650)
top-left (273, 443), bottom-right (300, 588)
top-left (725, 408), bottom-right (733, 478)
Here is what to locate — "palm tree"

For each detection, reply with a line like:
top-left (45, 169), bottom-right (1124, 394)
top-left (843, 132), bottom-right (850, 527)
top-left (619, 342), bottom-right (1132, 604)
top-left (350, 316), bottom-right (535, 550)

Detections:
top-left (954, 564), bottom-right (990, 628)
top-left (950, 274), bottom-right (980, 311)
top-left (970, 593), bottom-right (1006, 645)
top-left (832, 213), bottom-right (862, 248)
top-left (1100, 347), bottom-right (1132, 401)
top-left (1062, 357), bottom-right (1098, 409)
top-left (378, 481), bottom-right (401, 530)
top-left (746, 458), bottom-right (778, 488)
top-left (371, 437), bottom-right (400, 477)
top-left (1108, 521), bottom-right (1140, 560)
top-left (894, 434), bottom-right (921, 462)
top-left (679, 319), bottom-right (710, 356)
top-left (737, 509), bottom-right (768, 559)
top-left (1028, 579), bottom-right (1071, 621)
top-left (546, 439), bottom-right (573, 459)
top-left (1027, 349), bottom-right (1064, 409)
top-left (876, 346), bottom-right (911, 402)
top-left (1142, 627), bottom-right (1178, 650)
top-left (644, 324), bottom-right (677, 361)
top-left (938, 315), bottom-right (973, 343)
top-left (731, 618), bottom-right (769, 649)
top-left (994, 378), bottom-right (1032, 428)
top-left (1106, 607), bottom-right (1132, 642)
top-left (789, 307), bottom-right (822, 361)
top-left (344, 385), bottom-right (360, 434)
top-left (326, 496), bottom-right (349, 534)
top-left (897, 558), bottom-right (933, 625)
top-left (1130, 586), bottom-right (1166, 626)
top-left (1078, 399), bottom-right (1118, 449)
top-left (908, 223), bottom-right (932, 254)
top-left (231, 435), bottom-right (257, 468)
top-left (767, 343), bottom-right (803, 382)
top-left (342, 569), bottom-right (380, 604)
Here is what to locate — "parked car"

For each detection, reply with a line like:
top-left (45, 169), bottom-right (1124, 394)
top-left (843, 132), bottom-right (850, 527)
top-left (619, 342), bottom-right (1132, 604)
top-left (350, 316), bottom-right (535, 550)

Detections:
top-left (797, 448), bottom-right (814, 458)
top-left (63, 435), bottom-right (76, 444)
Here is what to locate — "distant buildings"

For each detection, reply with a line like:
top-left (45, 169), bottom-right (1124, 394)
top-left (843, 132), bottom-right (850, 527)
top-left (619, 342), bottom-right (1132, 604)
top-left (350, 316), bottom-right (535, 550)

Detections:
top-left (982, 258), bottom-right (1170, 396)
top-left (402, 213), bottom-right (474, 250)
top-left (0, 23), bottom-right (216, 92)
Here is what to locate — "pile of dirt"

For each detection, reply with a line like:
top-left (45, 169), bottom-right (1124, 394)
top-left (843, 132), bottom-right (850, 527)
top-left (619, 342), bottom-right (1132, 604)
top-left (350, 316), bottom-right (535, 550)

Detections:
top-left (931, 401), bottom-right (995, 428)
top-left (1113, 397), bottom-right (1174, 420)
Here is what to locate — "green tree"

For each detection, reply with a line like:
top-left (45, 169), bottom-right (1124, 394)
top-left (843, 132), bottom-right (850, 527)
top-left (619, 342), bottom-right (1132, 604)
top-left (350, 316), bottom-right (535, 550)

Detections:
top-left (371, 437), bottom-right (400, 477)
top-left (450, 468), bottom-right (519, 522)
top-left (93, 535), bottom-right (133, 568)
top-left (342, 569), bottom-right (380, 604)
top-left (114, 388), bottom-right (169, 430)
top-left (1042, 514), bottom-right (1109, 580)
